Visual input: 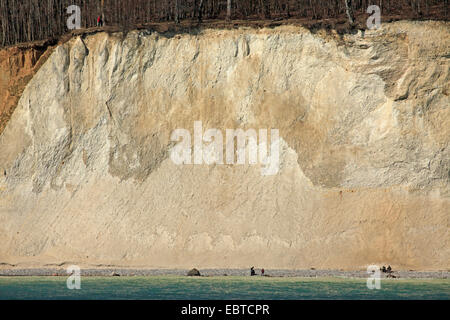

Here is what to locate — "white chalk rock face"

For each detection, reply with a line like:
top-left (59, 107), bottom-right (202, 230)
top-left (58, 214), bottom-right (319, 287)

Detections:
top-left (0, 22), bottom-right (448, 270)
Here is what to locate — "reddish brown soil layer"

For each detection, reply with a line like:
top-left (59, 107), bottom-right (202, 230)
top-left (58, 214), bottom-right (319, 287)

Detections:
top-left (0, 44), bottom-right (54, 135)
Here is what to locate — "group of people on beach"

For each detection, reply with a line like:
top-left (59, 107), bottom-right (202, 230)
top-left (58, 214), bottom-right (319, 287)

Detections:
top-left (250, 266), bottom-right (394, 277)
top-left (381, 265), bottom-right (398, 278)
top-left (381, 265), bottom-right (392, 273)
top-left (250, 267), bottom-right (265, 276)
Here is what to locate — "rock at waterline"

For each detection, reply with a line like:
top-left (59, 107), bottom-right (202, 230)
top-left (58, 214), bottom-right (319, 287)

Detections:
top-left (187, 268), bottom-right (201, 276)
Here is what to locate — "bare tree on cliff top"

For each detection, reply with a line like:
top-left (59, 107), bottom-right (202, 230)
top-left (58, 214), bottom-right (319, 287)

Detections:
top-left (227, 0), bottom-right (232, 21)
top-left (260, 0), bottom-right (271, 19)
top-left (101, 0), bottom-right (105, 26)
top-left (196, 0), bottom-right (204, 22)
top-left (345, 0), bottom-right (355, 24)
top-left (175, 0), bottom-right (180, 24)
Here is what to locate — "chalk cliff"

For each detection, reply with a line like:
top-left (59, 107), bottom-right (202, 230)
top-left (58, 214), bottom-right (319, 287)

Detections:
top-left (0, 21), bottom-right (448, 270)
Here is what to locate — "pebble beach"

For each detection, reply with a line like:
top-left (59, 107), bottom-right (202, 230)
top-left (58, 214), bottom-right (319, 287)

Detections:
top-left (0, 268), bottom-right (448, 279)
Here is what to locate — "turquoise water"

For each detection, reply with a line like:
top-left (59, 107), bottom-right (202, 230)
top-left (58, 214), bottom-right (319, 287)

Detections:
top-left (0, 276), bottom-right (448, 300)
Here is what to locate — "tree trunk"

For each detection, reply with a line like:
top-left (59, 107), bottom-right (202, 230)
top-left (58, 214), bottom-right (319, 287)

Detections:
top-left (197, 0), bottom-right (204, 22)
top-left (259, 0), bottom-right (270, 19)
top-left (345, 0), bottom-right (355, 25)
top-left (446, 0), bottom-right (448, 18)
top-left (227, 0), bottom-right (231, 21)
top-left (101, 0), bottom-right (105, 26)
top-left (175, 0), bottom-right (180, 23)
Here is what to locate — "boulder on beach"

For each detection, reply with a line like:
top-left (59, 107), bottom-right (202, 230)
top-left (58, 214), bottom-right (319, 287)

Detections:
top-left (187, 268), bottom-right (201, 276)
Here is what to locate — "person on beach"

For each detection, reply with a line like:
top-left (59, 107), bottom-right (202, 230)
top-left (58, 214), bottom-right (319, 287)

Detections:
top-left (250, 267), bottom-right (256, 276)
top-left (261, 268), bottom-right (265, 276)
top-left (387, 265), bottom-right (392, 273)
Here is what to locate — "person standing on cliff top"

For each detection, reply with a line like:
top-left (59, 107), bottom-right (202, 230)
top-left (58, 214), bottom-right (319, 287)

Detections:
top-left (97, 15), bottom-right (103, 27)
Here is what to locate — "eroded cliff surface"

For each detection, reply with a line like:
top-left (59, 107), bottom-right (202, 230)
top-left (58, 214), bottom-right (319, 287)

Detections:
top-left (0, 45), bottom-right (53, 135)
top-left (0, 21), bottom-right (448, 270)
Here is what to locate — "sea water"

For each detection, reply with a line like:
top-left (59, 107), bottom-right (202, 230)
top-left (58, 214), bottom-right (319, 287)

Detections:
top-left (0, 276), bottom-right (448, 300)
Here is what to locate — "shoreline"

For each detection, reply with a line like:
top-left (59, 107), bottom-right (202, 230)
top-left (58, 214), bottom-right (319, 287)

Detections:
top-left (0, 268), bottom-right (448, 279)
